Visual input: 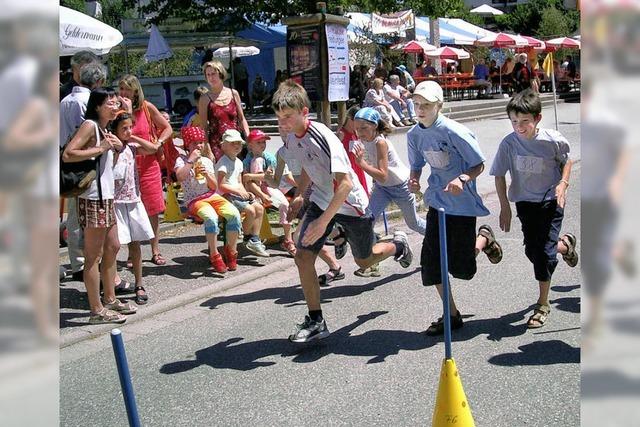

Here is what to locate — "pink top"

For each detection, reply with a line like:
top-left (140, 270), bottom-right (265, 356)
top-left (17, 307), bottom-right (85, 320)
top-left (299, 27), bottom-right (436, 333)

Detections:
top-left (132, 106), bottom-right (165, 216)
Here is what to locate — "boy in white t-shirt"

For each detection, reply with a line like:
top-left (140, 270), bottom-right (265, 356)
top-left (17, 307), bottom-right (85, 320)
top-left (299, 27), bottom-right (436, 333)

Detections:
top-left (215, 129), bottom-right (269, 258)
top-left (272, 80), bottom-right (413, 343)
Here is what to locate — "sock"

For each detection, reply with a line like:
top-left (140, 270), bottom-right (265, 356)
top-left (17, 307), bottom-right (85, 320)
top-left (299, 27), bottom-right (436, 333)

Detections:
top-left (309, 310), bottom-right (323, 322)
top-left (249, 235), bottom-right (261, 243)
top-left (393, 241), bottom-right (404, 258)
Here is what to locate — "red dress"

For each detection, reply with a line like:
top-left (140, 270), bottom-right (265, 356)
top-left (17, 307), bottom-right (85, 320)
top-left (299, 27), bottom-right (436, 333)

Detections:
top-left (133, 107), bottom-right (165, 216)
top-left (340, 129), bottom-right (369, 195)
top-left (207, 97), bottom-right (240, 162)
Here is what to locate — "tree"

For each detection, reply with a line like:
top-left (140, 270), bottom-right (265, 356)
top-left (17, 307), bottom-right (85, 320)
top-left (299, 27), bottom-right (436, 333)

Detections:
top-left (537, 7), bottom-right (569, 38)
top-left (60, 0), bottom-right (137, 29)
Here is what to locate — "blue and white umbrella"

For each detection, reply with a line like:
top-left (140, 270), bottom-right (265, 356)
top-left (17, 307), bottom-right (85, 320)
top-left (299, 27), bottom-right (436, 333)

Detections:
top-left (144, 24), bottom-right (173, 62)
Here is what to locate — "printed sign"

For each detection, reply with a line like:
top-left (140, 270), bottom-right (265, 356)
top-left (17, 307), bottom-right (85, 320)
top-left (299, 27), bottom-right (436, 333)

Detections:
top-left (326, 23), bottom-right (350, 102)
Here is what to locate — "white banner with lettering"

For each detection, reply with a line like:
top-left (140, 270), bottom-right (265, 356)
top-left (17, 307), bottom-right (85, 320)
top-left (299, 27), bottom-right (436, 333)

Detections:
top-left (326, 24), bottom-right (350, 102)
top-left (371, 10), bottom-right (415, 35)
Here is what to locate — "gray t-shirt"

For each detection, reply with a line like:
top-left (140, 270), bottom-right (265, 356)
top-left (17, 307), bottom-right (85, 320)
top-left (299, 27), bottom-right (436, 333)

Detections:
top-left (490, 128), bottom-right (570, 203)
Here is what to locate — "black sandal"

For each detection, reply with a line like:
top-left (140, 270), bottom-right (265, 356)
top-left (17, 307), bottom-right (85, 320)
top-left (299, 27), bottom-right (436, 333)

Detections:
top-left (318, 268), bottom-right (345, 286)
top-left (330, 224), bottom-right (348, 260)
top-left (134, 286), bottom-right (148, 305)
top-left (425, 311), bottom-right (464, 336)
top-left (115, 280), bottom-right (135, 294)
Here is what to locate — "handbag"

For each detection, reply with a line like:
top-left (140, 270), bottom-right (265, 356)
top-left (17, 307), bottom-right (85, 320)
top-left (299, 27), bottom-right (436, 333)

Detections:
top-left (60, 120), bottom-right (102, 199)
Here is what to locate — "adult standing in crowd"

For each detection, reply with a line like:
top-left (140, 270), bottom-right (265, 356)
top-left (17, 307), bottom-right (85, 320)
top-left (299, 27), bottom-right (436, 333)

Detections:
top-left (62, 87), bottom-right (137, 324)
top-left (512, 53), bottom-right (531, 93)
top-left (198, 60), bottom-right (249, 162)
top-left (118, 75), bottom-right (172, 266)
top-left (232, 57), bottom-right (250, 108)
top-left (59, 50), bottom-right (98, 100)
top-left (60, 61), bottom-right (107, 280)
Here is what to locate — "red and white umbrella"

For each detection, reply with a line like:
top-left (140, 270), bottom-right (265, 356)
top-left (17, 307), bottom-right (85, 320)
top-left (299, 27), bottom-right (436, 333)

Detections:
top-left (425, 46), bottom-right (470, 60)
top-left (515, 36), bottom-right (546, 52)
top-left (475, 32), bottom-right (528, 47)
top-left (545, 37), bottom-right (581, 49)
top-left (391, 40), bottom-right (437, 53)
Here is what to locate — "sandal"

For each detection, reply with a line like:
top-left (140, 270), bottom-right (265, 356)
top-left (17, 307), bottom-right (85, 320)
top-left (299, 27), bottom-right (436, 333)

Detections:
top-left (425, 311), bottom-right (464, 336)
top-left (103, 298), bottom-right (138, 315)
top-left (134, 286), bottom-right (148, 305)
top-left (527, 303), bottom-right (550, 329)
top-left (478, 225), bottom-right (503, 264)
top-left (354, 263), bottom-right (381, 277)
top-left (151, 253), bottom-right (167, 265)
top-left (318, 267), bottom-right (345, 286)
top-left (560, 233), bottom-right (579, 267)
top-left (114, 280), bottom-right (135, 295)
top-left (330, 224), bottom-right (348, 260)
top-left (88, 308), bottom-right (126, 324)
top-left (281, 239), bottom-right (297, 257)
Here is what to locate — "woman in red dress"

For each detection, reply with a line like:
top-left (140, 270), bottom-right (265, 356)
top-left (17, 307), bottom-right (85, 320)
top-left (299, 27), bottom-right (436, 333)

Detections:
top-left (198, 61), bottom-right (249, 162)
top-left (118, 75), bottom-right (173, 265)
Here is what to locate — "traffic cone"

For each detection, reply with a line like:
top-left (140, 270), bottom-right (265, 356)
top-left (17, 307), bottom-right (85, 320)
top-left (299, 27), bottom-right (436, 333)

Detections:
top-left (259, 211), bottom-right (280, 245)
top-left (432, 358), bottom-right (475, 427)
top-left (163, 184), bottom-right (183, 223)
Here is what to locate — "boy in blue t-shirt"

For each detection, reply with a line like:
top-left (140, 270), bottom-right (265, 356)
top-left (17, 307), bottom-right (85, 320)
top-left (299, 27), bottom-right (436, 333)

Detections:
top-left (407, 81), bottom-right (504, 336)
top-left (490, 89), bottom-right (578, 329)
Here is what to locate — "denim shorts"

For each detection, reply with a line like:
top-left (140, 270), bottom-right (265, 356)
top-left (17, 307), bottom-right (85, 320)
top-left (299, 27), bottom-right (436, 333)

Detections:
top-left (296, 202), bottom-right (376, 260)
top-left (223, 193), bottom-right (255, 212)
top-left (421, 207), bottom-right (477, 286)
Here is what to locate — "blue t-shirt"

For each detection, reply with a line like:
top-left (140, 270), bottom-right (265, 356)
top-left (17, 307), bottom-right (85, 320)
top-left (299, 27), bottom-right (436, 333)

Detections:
top-left (473, 64), bottom-right (489, 81)
top-left (408, 115), bottom-right (489, 217)
top-left (243, 151), bottom-right (277, 172)
top-left (490, 128), bottom-right (570, 203)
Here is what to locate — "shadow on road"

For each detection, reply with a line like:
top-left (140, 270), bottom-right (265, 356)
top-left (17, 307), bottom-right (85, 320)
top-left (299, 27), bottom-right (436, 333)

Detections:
top-left (487, 340), bottom-right (579, 366)
top-left (159, 310), bottom-right (435, 373)
top-left (199, 268), bottom-right (421, 310)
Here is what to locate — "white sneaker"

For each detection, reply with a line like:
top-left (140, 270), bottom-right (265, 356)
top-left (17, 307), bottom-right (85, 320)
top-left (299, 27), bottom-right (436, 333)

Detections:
top-left (246, 240), bottom-right (270, 257)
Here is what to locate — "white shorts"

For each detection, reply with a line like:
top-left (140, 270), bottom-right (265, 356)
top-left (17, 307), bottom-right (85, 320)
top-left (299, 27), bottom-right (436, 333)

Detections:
top-left (114, 201), bottom-right (155, 244)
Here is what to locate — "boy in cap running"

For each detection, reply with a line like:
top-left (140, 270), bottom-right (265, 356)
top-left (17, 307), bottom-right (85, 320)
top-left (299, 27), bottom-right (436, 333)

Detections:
top-left (407, 81), bottom-right (503, 336)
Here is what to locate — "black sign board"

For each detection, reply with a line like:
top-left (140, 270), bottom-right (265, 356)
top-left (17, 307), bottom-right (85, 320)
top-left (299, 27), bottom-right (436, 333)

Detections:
top-left (287, 25), bottom-right (324, 101)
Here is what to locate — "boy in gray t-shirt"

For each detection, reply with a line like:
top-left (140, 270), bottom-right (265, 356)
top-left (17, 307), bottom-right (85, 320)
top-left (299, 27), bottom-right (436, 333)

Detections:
top-left (490, 89), bottom-right (579, 329)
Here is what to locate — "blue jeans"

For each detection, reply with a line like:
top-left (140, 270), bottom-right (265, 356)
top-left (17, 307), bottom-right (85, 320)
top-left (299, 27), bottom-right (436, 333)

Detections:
top-left (367, 181), bottom-right (426, 235)
top-left (390, 98), bottom-right (416, 120)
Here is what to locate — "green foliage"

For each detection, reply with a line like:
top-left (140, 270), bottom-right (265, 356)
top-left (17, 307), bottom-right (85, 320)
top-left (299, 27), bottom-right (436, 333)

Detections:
top-left (537, 7), bottom-right (569, 38)
top-left (494, 0), bottom-right (578, 37)
top-left (108, 48), bottom-right (196, 81)
top-left (60, 0), bottom-right (137, 29)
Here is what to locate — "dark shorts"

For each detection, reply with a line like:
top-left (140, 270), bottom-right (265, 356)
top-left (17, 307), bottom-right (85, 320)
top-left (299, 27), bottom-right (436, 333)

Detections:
top-left (421, 207), bottom-right (477, 286)
top-left (296, 202), bottom-right (376, 260)
top-left (516, 200), bottom-right (564, 282)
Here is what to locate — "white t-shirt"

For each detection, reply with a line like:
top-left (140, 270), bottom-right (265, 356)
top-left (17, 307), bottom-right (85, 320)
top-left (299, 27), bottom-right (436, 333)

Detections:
top-left (215, 154), bottom-right (243, 187)
top-left (282, 121), bottom-right (368, 216)
top-left (362, 136), bottom-right (409, 187)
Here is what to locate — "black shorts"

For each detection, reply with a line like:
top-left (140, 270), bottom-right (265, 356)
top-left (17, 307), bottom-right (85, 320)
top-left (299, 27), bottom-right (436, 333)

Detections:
top-left (296, 202), bottom-right (376, 260)
top-left (421, 207), bottom-right (477, 286)
top-left (516, 200), bottom-right (564, 282)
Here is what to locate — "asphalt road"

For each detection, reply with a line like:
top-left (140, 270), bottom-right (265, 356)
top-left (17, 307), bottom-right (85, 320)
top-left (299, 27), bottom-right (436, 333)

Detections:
top-left (60, 103), bottom-right (581, 426)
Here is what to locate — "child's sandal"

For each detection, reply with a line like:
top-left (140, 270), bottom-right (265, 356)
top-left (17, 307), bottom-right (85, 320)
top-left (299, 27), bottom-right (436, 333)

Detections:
top-left (318, 267), bottom-right (345, 286)
top-left (527, 303), bottom-right (550, 329)
top-left (560, 233), bottom-right (579, 267)
top-left (281, 239), bottom-right (297, 257)
top-left (134, 286), bottom-right (148, 305)
top-left (478, 225), bottom-right (503, 264)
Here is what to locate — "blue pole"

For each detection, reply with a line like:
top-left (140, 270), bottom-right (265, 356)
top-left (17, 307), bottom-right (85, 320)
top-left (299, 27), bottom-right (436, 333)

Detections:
top-left (382, 210), bottom-right (389, 235)
top-left (110, 329), bottom-right (141, 427)
top-left (437, 208), bottom-right (452, 360)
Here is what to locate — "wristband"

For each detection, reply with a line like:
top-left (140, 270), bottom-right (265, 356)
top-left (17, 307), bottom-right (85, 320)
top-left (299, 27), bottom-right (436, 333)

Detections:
top-left (559, 179), bottom-right (569, 187)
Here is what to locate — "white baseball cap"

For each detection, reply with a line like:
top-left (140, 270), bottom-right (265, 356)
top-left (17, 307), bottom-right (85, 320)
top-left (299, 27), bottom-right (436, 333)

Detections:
top-left (411, 81), bottom-right (444, 103)
top-left (221, 129), bottom-right (245, 144)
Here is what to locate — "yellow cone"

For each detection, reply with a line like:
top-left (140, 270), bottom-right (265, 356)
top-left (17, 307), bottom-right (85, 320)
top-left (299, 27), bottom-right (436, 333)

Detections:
top-left (163, 184), bottom-right (183, 223)
top-left (432, 358), bottom-right (475, 427)
top-left (259, 211), bottom-right (280, 245)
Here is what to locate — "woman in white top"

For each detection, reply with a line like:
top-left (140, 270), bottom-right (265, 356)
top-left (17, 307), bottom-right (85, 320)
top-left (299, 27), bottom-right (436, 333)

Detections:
top-left (363, 78), bottom-right (401, 128)
top-left (62, 88), bottom-right (137, 324)
top-left (351, 107), bottom-right (426, 235)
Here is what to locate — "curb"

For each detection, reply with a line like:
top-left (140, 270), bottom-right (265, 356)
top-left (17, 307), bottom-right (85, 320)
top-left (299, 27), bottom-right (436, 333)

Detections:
top-left (60, 256), bottom-right (295, 348)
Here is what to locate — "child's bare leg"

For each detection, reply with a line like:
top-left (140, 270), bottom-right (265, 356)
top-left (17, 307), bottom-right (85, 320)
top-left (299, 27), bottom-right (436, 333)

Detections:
top-left (206, 233), bottom-right (219, 255)
top-left (353, 241), bottom-right (396, 270)
top-left (475, 234), bottom-right (488, 256)
top-left (537, 280), bottom-right (551, 306)
top-left (251, 203), bottom-right (264, 236)
top-left (434, 283), bottom-right (459, 314)
top-left (242, 206), bottom-right (256, 235)
top-left (226, 231), bottom-right (238, 251)
top-left (283, 223), bottom-right (293, 241)
top-left (318, 245), bottom-right (341, 270)
top-left (128, 242), bottom-right (143, 285)
top-left (295, 249), bottom-right (321, 311)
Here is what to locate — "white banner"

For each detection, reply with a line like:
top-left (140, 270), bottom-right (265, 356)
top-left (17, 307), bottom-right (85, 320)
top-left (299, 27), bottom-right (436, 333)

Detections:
top-left (371, 10), bottom-right (414, 35)
top-left (326, 24), bottom-right (349, 102)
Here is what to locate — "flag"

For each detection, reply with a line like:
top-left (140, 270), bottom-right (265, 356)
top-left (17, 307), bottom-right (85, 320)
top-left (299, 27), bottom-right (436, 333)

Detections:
top-left (543, 52), bottom-right (554, 78)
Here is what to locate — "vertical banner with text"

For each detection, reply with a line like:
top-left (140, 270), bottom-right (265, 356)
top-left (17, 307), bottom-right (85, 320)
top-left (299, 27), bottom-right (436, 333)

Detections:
top-left (287, 25), bottom-right (323, 101)
top-left (325, 23), bottom-right (349, 102)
